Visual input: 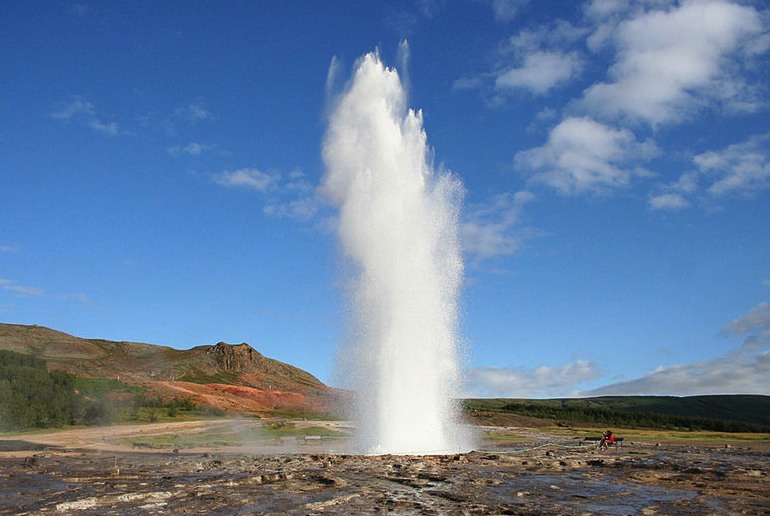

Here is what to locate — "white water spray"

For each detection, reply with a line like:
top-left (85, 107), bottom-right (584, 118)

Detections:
top-left (322, 51), bottom-right (473, 454)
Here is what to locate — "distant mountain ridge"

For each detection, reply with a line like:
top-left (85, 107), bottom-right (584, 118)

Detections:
top-left (0, 323), bottom-right (340, 414)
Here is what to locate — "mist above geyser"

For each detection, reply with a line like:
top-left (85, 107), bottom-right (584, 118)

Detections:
top-left (321, 50), bottom-right (473, 454)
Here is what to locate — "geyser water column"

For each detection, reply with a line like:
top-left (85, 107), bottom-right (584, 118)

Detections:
top-left (321, 51), bottom-right (472, 454)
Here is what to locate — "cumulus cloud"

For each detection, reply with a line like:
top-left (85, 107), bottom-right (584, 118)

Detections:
top-left (467, 360), bottom-right (601, 398)
top-left (0, 278), bottom-right (44, 297)
top-left (49, 96), bottom-right (120, 135)
top-left (455, 17), bottom-right (585, 97)
top-left (461, 190), bottom-right (534, 259)
top-left (580, 0), bottom-right (768, 125)
top-left (515, 116), bottom-right (657, 195)
top-left (494, 20), bottom-right (586, 96)
top-left (588, 302), bottom-right (770, 396)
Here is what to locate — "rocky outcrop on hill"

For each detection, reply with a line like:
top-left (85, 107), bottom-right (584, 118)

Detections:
top-left (207, 342), bottom-right (264, 371)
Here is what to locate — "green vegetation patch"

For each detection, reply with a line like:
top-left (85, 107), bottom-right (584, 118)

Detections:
top-left (261, 421), bottom-right (347, 438)
top-left (127, 429), bottom-right (241, 449)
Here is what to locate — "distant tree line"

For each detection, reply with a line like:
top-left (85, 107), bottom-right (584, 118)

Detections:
top-left (495, 401), bottom-right (770, 433)
top-left (0, 350), bottom-right (212, 431)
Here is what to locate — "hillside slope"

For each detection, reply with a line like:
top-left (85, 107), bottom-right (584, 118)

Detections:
top-left (0, 323), bottom-right (341, 414)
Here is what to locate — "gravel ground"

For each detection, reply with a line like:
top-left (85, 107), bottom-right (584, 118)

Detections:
top-left (1, 424), bottom-right (768, 514)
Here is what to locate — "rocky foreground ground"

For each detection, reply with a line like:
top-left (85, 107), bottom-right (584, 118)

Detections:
top-left (0, 423), bottom-right (768, 514)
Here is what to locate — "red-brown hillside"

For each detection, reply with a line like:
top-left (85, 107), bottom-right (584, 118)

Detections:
top-left (0, 323), bottom-right (343, 414)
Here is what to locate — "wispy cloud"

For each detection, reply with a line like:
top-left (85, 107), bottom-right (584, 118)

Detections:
top-left (489, 0), bottom-right (530, 22)
top-left (515, 116), bottom-right (658, 195)
top-left (648, 192), bottom-right (690, 211)
top-left (167, 142), bottom-right (212, 156)
top-left (174, 102), bottom-right (213, 123)
top-left (462, 190), bottom-right (534, 260)
top-left (697, 132), bottom-right (770, 197)
top-left (58, 292), bottom-right (100, 309)
top-left (212, 168), bottom-right (320, 221)
top-left (649, 131), bottom-right (770, 210)
top-left (722, 302), bottom-right (770, 340)
top-left (212, 168), bottom-right (276, 192)
top-left (0, 244), bottom-right (20, 254)
top-left (587, 302), bottom-right (770, 396)
top-left (49, 96), bottom-right (120, 136)
top-left (467, 359), bottom-right (601, 398)
top-left (467, 302), bottom-right (770, 397)
top-left (0, 278), bottom-right (44, 297)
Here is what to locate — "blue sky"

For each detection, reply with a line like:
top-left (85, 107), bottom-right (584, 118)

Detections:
top-left (2, 0), bottom-right (769, 397)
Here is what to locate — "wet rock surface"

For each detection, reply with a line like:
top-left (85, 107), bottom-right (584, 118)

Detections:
top-left (1, 441), bottom-right (768, 515)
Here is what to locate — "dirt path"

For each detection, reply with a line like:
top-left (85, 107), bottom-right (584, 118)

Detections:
top-left (0, 420), bottom-right (237, 454)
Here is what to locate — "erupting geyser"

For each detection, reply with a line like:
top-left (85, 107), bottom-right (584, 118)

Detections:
top-left (321, 50), bottom-right (473, 454)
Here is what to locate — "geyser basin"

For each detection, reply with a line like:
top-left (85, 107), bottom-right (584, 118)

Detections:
top-left (322, 50), bottom-right (473, 455)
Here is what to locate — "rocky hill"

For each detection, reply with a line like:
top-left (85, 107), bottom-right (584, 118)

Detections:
top-left (0, 323), bottom-right (342, 414)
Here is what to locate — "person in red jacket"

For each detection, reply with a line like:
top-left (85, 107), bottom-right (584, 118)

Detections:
top-left (600, 430), bottom-right (615, 449)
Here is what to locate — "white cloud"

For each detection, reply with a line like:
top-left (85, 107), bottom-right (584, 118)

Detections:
top-left (175, 102), bottom-right (213, 123)
top-left (515, 116), bottom-right (657, 195)
top-left (0, 278), bottom-right (44, 297)
top-left (263, 197), bottom-right (319, 220)
top-left (589, 302), bottom-right (770, 396)
top-left (648, 192), bottom-right (690, 211)
top-left (467, 360), bottom-right (601, 398)
top-left (722, 301), bottom-right (770, 340)
top-left (461, 190), bottom-right (534, 259)
top-left (87, 119), bottom-right (119, 136)
top-left (212, 168), bottom-right (322, 221)
top-left (580, 0), bottom-right (767, 125)
top-left (489, 0), bottom-right (530, 22)
top-left (586, 353), bottom-right (770, 396)
top-left (456, 18), bottom-right (585, 97)
top-left (49, 96), bottom-right (120, 135)
top-left (212, 168), bottom-right (276, 192)
top-left (167, 142), bottom-right (211, 156)
top-left (494, 20), bottom-right (586, 96)
top-left (49, 96), bottom-right (94, 120)
top-left (654, 132), bottom-right (770, 208)
top-left (58, 292), bottom-right (99, 309)
top-left (695, 132), bottom-right (770, 197)
top-left (0, 244), bottom-right (19, 253)
top-left (496, 50), bottom-right (583, 95)
top-left (584, 0), bottom-right (632, 20)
